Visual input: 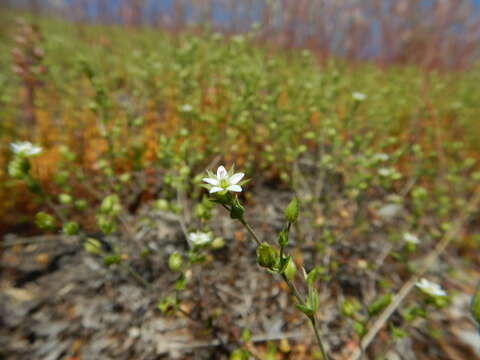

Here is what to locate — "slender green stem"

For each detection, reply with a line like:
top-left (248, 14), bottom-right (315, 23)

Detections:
top-left (120, 262), bottom-right (153, 289)
top-left (310, 317), bottom-right (329, 360)
top-left (238, 216), bottom-right (329, 359)
top-left (282, 273), bottom-right (304, 303)
top-left (239, 218), bottom-right (261, 245)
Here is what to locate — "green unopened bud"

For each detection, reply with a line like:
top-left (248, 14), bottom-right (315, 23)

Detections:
top-left (59, 193), bottom-right (73, 205)
top-left (230, 202), bottom-right (245, 220)
top-left (35, 212), bottom-right (56, 230)
top-left (157, 296), bottom-right (178, 315)
top-left (8, 157), bottom-right (30, 178)
top-left (256, 242), bottom-right (278, 269)
top-left (154, 199), bottom-right (169, 211)
top-left (62, 221), bottom-right (79, 235)
top-left (97, 215), bottom-right (115, 235)
top-left (74, 199), bottom-right (87, 211)
top-left (278, 229), bottom-right (289, 248)
top-left (284, 257), bottom-right (297, 281)
top-left (100, 194), bottom-right (121, 216)
top-left (211, 237), bottom-right (225, 249)
top-left (84, 238), bottom-right (102, 255)
top-left (168, 252), bottom-right (183, 272)
top-left (285, 197), bottom-right (299, 223)
top-left (103, 254), bottom-right (122, 266)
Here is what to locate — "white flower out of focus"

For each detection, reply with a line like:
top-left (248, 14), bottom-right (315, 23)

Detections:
top-left (202, 165), bottom-right (244, 194)
top-left (188, 231), bottom-right (212, 246)
top-left (181, 104), bottom-right (193, 112)
top-left (352, 92), bottom-right (367, 101)
top-left (403, 232), bottom-right (420, 244)
top-left (10, 141), bottom-right (43, 157)
top-left (378, 167), bottom-right (392, 177)
top-left (373, 153), bottom-right (389, 162)
top-left (416, 278), bottom-right (447, 297)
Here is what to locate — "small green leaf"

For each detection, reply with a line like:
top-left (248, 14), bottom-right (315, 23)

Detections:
top-left (472, 284), bottom-right (480, 327)
top-left (368, 293), bottom-right (392, 317)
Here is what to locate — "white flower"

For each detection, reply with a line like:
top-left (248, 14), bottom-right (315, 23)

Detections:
top-left (378, 167), bottom-right (392, 177)
top-left (416, 278), bottom-right (447, 297)
top-left (202, 165), bottom-right (244, 194)
top-left (10, 141), bottom-right (43, 157)
top-left (181, 104), bottom-right (193, 112)
top-left (373, 153), bottom-right (389, 162)
top-left (188, 231), bottom-right (212, 246)
top-left (403, 232), bottom-right (420, 244)
top-left (352, 92), bottom-right (367, 101)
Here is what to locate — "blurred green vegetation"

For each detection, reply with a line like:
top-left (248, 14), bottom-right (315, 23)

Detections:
top-left (1, 12), bottom-right (480, 233)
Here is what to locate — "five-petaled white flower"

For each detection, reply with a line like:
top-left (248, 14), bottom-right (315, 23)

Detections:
top-left (188, 231), bottom-right (212, 246)
top-left (403, 232), bottom-right (420, 244)
top-left (416, 278), bottom-right (447, 297)
top-left (202, 165), bottom-right (244, 194)
top-left (10, 141), bottom-right (43, 157)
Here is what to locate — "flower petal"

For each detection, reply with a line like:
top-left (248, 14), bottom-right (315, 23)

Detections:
top-left (226, 184), bottom-right (242, 192)
top-left (229, 172), bottom-right (244, 185)
top-left (209, 186), bottom-right (224, 193)
top-left (202, 177), bottom-right (219, 186)
top-left (217, 165), bottom-right (228, 179)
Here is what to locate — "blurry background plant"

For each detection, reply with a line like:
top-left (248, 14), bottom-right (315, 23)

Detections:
top-left (1, 1), bottom-right (480, 359)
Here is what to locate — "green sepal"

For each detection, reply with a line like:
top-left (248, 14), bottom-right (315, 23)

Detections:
top-left (278, 228), bottom-right (289, 248)
top-left (295, 304), bottom-right (314, 318)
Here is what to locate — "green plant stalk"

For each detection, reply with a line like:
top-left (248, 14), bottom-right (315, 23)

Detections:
top-left (237, 215), bottom-right (329, 359)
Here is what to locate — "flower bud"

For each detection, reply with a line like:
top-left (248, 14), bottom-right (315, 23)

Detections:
top-left (84, 238), bottom-right (102, 255)
top-left (97, 215), bottom-right (115, 235)
top-left (35, 212), bottom-right (56, 230)
top-left (256, 242), bottom-right (278, 269)
top-left (100, 194), bottom-right (121, 216)
top-left (284, 257), bottom-right (297, 281)
top-left (230, 202), bottom-right (245, 220)
top-left (168, 252), bottom-right (183, 272)
top-left (154, 199), bottom-right (169, 212)
top-left (59, 193), bottom-right (73, 205)
top-left (211, 237), bottom-right (225, 249)
top-left (103, 254), bottom-right (122, 266)
top-left (75, 199), bottom-right (87, 211)
top-left (285, 197), bottom-right (299, 223)
top-left (62, 221), bottom-right (79, 235)
top-left (8, 157), bottom-right (30, 178)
